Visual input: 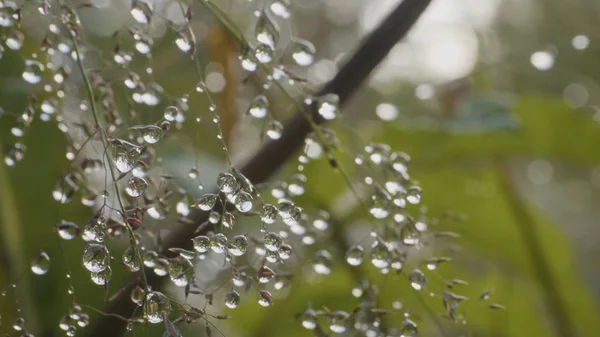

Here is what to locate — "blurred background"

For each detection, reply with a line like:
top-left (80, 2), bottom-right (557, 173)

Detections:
top-left (1, 0), bottom-right (600, 336)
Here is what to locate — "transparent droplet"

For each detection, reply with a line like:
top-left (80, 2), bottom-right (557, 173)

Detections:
top-left (370, 243), bottom-right (389, 269)
top-left (227, 234), bottom-right (247, 257)
top-left (131, 286), bottom-right (145, 305)
top-left (90, 266), bottom-right (112, 285)
top-left (258, 265), bottom-right (275, 283)
top-left (264, 232), bottom-right (282, 251)
top-left (240, 50), bottom-right (258, 72)
top-left (143, 250), bottom-right (158, 267)
top-left (196, 194), bottom-right (217, 211)
top-left (4, 142), bottom-right (26, 166)
top-left (13, 317), bottom-right (25, 331)
top-left (110, 139), bottom-right (141, 173)
top-left (192, 235), bottom-right (210, 253)
top-left (121, 246), bottom-right (140, 272)
top-left (255, 43), bottom-right (274, 64)
top-left (31, 250), bottom-right (51, 275)
top-left (52, 172), bottom-right (84, 204)
top-left (329, 311), bottom-right (349, 334)
top-left (345, 245), bottom-right (364, 266)
top-left (255, 11), bottom-right (279, 49)
top-left (138, 125), bottom-right (164, 144)
top-left (258, 290), bottom-right (272, 307)
top-left (266, 120), bottom-right (283, 139)
top-left (168, 256), bottom-right (194, 287)
top-left (235, 192), bottom-right (253, 212)
top-left (6, 30), bottom-right (24, 50)
top-left (400, 224), bottom-right (420, 245)
top-left (175, 25), bottom-right (196, 55)
top-left (217, 172), bottom-right (239, 194)
top-left (406, 186), bottom-right (422, 204)
top-left (247, 95), bottom-right (269, 119)
top-left (317, 94), bottom-right (339, 120)
top-left (399, 319), bottom-right (418, 337)
top-left (291, 39), bottom-right (315, 66)
top-left (153, 258), bottom-right (169, 276)
top-left (409, 269), bottom-right (426, 290)
top-left (164, 105), bottom-right (184, 122)
top-left (56, 221), bottom-right (80, 240)
top-left (270, 0), bottom-right (291, 18)
top-left (278, 244), bottom-right (292, 260)
top-left (210, 233), bottom-right (227, 253)
top-left (278, 201), bottom-right (302, 227)
top-left (83, 216), bottom-right (106, 243)
top-left (301, 309), bottom-right (317, 329)
top-left (261, 204), bottom-right (278, 224)
top-left (313, 250), bottom-right (332, 275)
top-left (82, 243), bottom-right (110, 273)
top-left (146, 291), bottom-right (171, 324)
top-left (225, 289), bottom-right (240, 309)
top-left (221, 212), bottom-right (235, 229)
top-left (131, 0), bottom-right (152, 23)
top-left (125, 176), bottom-right (147, 197)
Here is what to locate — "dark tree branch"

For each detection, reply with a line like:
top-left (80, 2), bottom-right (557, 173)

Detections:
top-left (86, 1), bottom-right (431, 336)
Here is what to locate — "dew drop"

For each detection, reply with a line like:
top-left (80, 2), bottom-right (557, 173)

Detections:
top-left (168, 256), bottom-right (194, 287)
top-left (266, 120), bottom-right (283, 139)
top-left (409, 269), bottom-right (426, 290)
top-left (83, 216), bottom-right (106, 243)
top-left (345, 245), bottom-right (364, 266)
top-left (125, 176), bottom-right (147, 197)
top-left (90, 266), bottom-right (112, 285)
top-left (255, 11), bottom-right (279, 49)
top-left (192, 235), bottom-right (210, 253)
top-left (121, 246), bottom-right (140, 272)
top-left (291, 39), bottom-right (315, 66)
top-left (370, 243), bottom-right (389, 269)
top-left (146, 291), bottom-right (171, 324)
top-left (82, 243), bottom-right (110, 273)
top-left (255, 43), bottom-right (274, 64)
top-left (261, 204), bottom-right (278, 224)
top-left (225, 289), bottom-right (240, 309)
top-left (6, 30), bottom-right (24, 50)
top-left (258, 290), bottom-right (272, 307)
top-left (175, 25), bottom-right (196, 55)
top-left (217, 172), bottom-right (239, 194)
top-left (270, 0), bottom-right (291, 18)
top-left (196, 194), bottom-right (217, 211)
top-left (257, 265), bottom-right (275, 283)
top-left (56, 221), bottom-right (80, 240)
top-left (317, 93), bottom-right (339, 120)
top-left (234, 192), bottom-right (253, 212)
top-left (227, 234), bottom-right (247, 256)
top-left (301, 309), bottom-right (317, 329)
top-left (210, 233), bottom-right (227, 253)
top-left (313, 250), bottom-right (332, 275)
top-left (31, 250), bottom-right (51, 275)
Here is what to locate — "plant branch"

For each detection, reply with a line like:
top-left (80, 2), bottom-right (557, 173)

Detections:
top-left (494, 158), bottom-right (574, 337)
top-left (85, 1), bottom-right (431, 336)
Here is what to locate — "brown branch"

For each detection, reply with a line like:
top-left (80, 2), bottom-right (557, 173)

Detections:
top-left (85, 1), bottom-right (432, 336)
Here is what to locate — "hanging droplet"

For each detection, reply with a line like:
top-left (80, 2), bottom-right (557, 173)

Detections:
top-left (409, 269), bottom-right (426, 290)
top-left (31, 250), bottom-right (51, 275)
top-left (400, 224), bottom-right (420, 245)
top-left (90, 266), bottom-right (112, 285)
top-left (399, 319), bottom-right (418, 337)
top-left (291, 39), bottom-right (315, 66)
top-left (345, 245), bottom-right (364, 266)
top-left (52, 172), bottom-right (84, 204)
top-left (258, 290), bottom-right (272, 307)
top-left (192, 235), bottom-right (210, 253)
top-left (227, 235), bottom-right (248, 256)
top-left (313, 250), bottom-right (332, 275)
top-left (266, 120), bottom-right (283, 139)
top-left (255, 11), bottom-right (279, 49)
top-left (247, 95), bottom-right (269, 119)
top-left (82, 243), bottom-right (110, 273)
top-left (234, 192), bottom-right (253, 212)
top-left (301, 309), bottom-right (317, 329)
top-left (168, 257), bottom-right (194, 287)
top-left (255, 43), bottom-right (274, 64)
top-left (406, 186), bottom-right (422, 204)
top-left (264, 232), bottom-right (282, 251)
top-left (370, 243), bottom-right (390, 269)
top-left (258, 265), bottom-right (275, 283)
top-left (6, 30), bottom-right (24, 50)
top-left (125, 176), bottom-right (147, 197)
top-left (278, 244), bottom-right (292, 260)
top-left (217, 172), bottom-right (239, 194)
top-left (270, 0), bottom-right (291, 19)
top-left (13, 317), bottom-right (26, 331)
top-left (221, 212), bottom-right (235, 229)
top-left (261, 204), bottom-right (278, 224)
top-left (240, 49), bottom-right (258, 72)
top-left (83, 216), bottom-right (106, 243)
top-left (225, 289), bottom-right (240, 309)
top-left (4, 142), bottom-right (26, 166)
top-left (146, 291), bottom-right (171, 324)
top-left (317, 93), bottom-right (339, 120)
top-left (153, 258), bottom-right (169, 276)
top-left (121, 246), bottom-right (141, 272)
top-left (56, 221), bottom-right (80, 240)
top-left (195, 194), bottom-right (217, 211)
top-left (110, 139), bottom-right (141, 173)
top-left (210, 233), bottom-right (227, 253)
top-left (175, 25), bottom-right (196, 55)
top-left (130, 0), bottom-right (153, 23)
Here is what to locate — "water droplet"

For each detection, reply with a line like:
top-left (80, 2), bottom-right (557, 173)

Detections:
top-left (258, 290), bottom-right (272, 306)
top-left (192, 235), bottom-right (210, 253)
top-left (266, 120), bottom-right (283, 139)
top-left (278, 244), bottom-right (292, 260)
top-left (264, 232), bottom-right (282, 251)
top-left (329, 311), bottom-right (349, 334)
top-left (406, 186), bottom-right (422, 204)
top-left (131, 0), bottom-right (153, 23)
top-left (227, 235), bottom-right (247, 256)
top-left (146, 291), bottom-right (171, 323)
top-left (90, 266), bottom-right (112, 285)
top-left (409, 269), bottom-right (426, 290)
top-left (217, 172), bottom-right (239, 194)
top-left (110, 138), bottom-right (141, 173)
top-left (83, 216), bottom-right (106, 243)
top-left (153, 258), bottom-right (169, 276)
top-left (143, 250), bottom-right (158, 267)
top-left (31, 250), bottom-right (50, 275)
top-left (370, 243), bottom-right (389, 269)
top-left (317, 94), bottom-right (339, 120)
top-left (6, 30), bottom-right (24, 50)
top-left (255, 43), bottom-right (274, 64)
top-left (52, 172), bottom-right (84, 204)
top-left (175, 25), bottom-right (196, 55)
top-left (301, 309), bottom-right (317, 329)
top-left (255, 11), bottom-right (279, 49)
top-left (196, 194), bottom-right (217, 211)
top-left (270, 0), bottom-right (291, 18)
top-left (234, 192), bottom-right (253, 212)
top-left (121, 246), bottom-right (140, 272)
top-left (225, 289), bottom-right (240, 309)
top-left (82, 243), bottom-right (110, 273)
top-left (400, 224), bottom-right (420, 245)
top-left (210, 233), bottom-right (227, 253)
top-left (4, 142), bottom-right (26, 166)
top-left (240, 49), bottom-right (258, 72)
top-left (131, 286), bottom-right (145, 305)
top-left (125, 176), bottom-right (147, 197)
top-left (313, 250), bottom-right (332, 275)
top-left (291, 39), bottom-right (315, 66)
top-left (247, 95), bottom-right (269, 119)
top-left (399, 319), bottom-right (418, 337)
top-left (530, 50), bottom-right (554, 71)
top-left (258, 265), bottom-right (275, 283)
top-left (168, 256), bottom-right (194, 287)
top-left (56, 221), bottom-right (80, 240)
top-left (13, 317), bottom-right (25, 331)
top-left (345, 245), bottom-right (364, 266)
top-left (261, 204), bottom-right (278, 224)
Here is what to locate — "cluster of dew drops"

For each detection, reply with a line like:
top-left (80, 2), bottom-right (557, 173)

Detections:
top-left (0, 0), bottom-right (505, 336)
